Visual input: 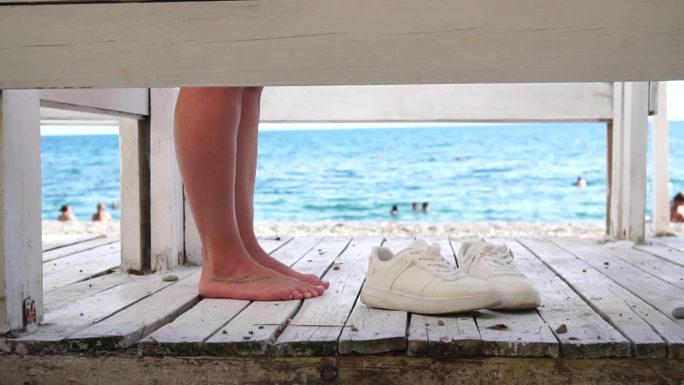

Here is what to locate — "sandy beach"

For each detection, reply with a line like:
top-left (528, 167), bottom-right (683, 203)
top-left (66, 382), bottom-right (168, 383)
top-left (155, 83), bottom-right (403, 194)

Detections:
top-left (43, 220), bottom-right (684, 240)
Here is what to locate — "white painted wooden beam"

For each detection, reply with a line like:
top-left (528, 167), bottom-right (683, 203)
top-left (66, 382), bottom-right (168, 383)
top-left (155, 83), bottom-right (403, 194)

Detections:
top-left (0, 90), bottom-right (42, 333)
top-left (1, 0), bottom-right (683, 88)
top-left (184, 199), bottom-right (202, 266)
top-left (261, 83), bottom-right (613, 123)
top-left (608, 82), bottom-right (649, 242)
top-left (40, 89), bottom-right (149, 118)
top-left (652, 82), bottom-right (670, 235)
top-left (119, 117), bottom-right (151, 273)
top-left (150, 88), bottom-right (185, 271)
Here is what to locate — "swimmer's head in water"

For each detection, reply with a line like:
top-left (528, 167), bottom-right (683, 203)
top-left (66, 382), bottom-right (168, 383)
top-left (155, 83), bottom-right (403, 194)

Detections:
top-left (60, 204), bottom-right (70, 213)
top-left (97, 202), bottom-right (106, 211)
top-left (675, 192), bottom-right (684, 203)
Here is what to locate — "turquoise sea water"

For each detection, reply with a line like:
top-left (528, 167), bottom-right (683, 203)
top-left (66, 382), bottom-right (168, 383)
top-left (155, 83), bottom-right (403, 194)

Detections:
top-left (41, 122), bottom-right (684, 222)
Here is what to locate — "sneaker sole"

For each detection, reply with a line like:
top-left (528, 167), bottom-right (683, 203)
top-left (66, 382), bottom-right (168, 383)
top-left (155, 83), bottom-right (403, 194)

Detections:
top-left (492, 294), bottom-right (541, 310)
top-left (360, 285), bottom-right (501, 314)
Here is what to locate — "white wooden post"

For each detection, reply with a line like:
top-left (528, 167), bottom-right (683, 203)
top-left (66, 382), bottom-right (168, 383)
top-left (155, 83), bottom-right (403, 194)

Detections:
top-left (119, 117), bottom-right (151, 273)
top-left (0, 90), bottom-right (42, 333)
top-left (652, 82), bottom-right (670, 235)
top-left (184, 199), bottom-right (202, 265)
top-left (608, 82), bottom-right (649, 242)
top-left (150, 88), bottom-right (185, 271)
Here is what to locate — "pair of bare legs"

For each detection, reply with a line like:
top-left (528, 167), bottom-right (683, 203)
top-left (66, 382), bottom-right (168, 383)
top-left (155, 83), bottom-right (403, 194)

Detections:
top-left (174, 87), bottom-right (328, 301)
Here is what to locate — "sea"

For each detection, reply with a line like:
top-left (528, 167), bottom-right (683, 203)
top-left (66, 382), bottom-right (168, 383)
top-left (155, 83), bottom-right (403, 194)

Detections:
top-left (41, 122), bottom-right (684, 223)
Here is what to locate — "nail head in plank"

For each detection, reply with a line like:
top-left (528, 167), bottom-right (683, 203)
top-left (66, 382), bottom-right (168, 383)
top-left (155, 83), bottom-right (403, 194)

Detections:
top-left (205, 237), bottom-right (359, 356)
top-left (537, 238), bottom-right (684, 358)
top-left (66, 271), bottom-right (201, 350)
top-left (488, 238), bottom-right (630, 358)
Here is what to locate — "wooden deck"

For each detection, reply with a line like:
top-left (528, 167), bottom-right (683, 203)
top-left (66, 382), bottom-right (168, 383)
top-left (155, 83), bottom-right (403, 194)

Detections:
top-left (1, 235), bottom-right (683, 384)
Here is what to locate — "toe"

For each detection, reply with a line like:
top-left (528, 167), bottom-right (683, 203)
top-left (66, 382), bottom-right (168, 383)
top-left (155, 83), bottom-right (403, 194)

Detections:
top-left (290, 289), bottom-right (304, 300)
top-left (277, 288), bottom-right (293, 301)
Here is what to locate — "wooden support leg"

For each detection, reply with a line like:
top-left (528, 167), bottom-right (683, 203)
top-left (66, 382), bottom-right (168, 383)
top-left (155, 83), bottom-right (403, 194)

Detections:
top-left (652, 82), bottom-right (670, 235)
top-left (120, 117), bottom-right (151, 273)
top-left (608, 82), bottom-right (649, 242)
top-left (150, 88), bottom-right (185, 271)
top-left (0, 90), bottom-right (42, 333)
top-left (184, 198), bottom-right (202, 266)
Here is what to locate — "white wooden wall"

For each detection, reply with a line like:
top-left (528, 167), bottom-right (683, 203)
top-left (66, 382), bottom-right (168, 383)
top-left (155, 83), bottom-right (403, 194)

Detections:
top-left (0, 90), bottom-right (42, 332)
top-left (1, 0), bottom-right (683, 88)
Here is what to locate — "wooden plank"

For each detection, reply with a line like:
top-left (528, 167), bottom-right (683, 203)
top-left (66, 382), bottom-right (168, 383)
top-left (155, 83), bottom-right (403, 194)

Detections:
top-left (42, 236), bottom-right (118, 262)
top-left (207, 237), bottom-right (353, 356)
top-left (649, 237), bottom-right (684, 255)
top-left (42, 242), bottom-right (119, 276)
top-left (42, 235), bottom-right (99, 252)
top-left (137, 237), bottom-right (290, 356)
top-left (652, 82), bottom-right (670, 235)
top-left (635, 242), bottom-right (684, 268)
top-left (603, 242), bottom-right (684, 290)
top-left (608, 82), bottom-right (649, 242)
top-left (338, 238), bottom-right (414, 355)
top-left (66, 271), bottom-right (201, 350)
top-left (0, 90), bottom-right (42, 333)
top-left (519, 237), bottom-right (683, 359)
top-left (182, 237), bottom-right (322, 355)
top-left (42, 250), bottom-right (120, 293)
top-left (8, 268), bottom-right (197, 354)
top-left (1, 1), bottom-right (684, 89)
top-left (488, 238), bottom-right (629, 358)
top-left (43, 273), bottom-right (134, 314)
top-left (406, 237), bottom-right (482, 357)
top-left (119, 117), bottom-right (151, 273)
top-left (1, 355), bottom-right (684, 385)
top-left (552, 238), bottom-right (684, 327)
top-left (261, 84), bottom-right (613, 123)
top-left (150, 88), bottom-right (184, 271)
top-left (40, 89), bottom-right (149, 118)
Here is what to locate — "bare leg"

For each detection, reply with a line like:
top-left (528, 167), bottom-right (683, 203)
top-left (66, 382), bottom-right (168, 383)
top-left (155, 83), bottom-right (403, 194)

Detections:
top-left (174, 87), bottom-right (319, 300)
top-left (235, 87), bottom-right (329, 290)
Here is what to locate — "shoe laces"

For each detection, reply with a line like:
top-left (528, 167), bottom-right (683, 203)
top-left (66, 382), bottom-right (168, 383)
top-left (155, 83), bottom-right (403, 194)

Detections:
top-left (478, 245), bottom-right (517, 272)
top-left (413, 243), bottom-right (466, 280)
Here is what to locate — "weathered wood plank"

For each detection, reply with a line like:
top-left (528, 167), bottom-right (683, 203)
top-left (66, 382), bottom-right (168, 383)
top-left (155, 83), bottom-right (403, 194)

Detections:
top-left (552, 238), bottom-right (684, 327)
top-left (604, 242), bottom-right (684, 290)
top-left (43, 250), bottom-right (120, 293)
top-left (211, 237), bottom-right (354, 356)
top-left (42, 236), bottom-right (118, 262)
top-left (0, 355), bottom-right (683, 385)
top-left (201, 236), bottom-right (335, 356)
top-left (648, 237), bottom-right (684, 256)
top-left (8, 268), bottom-right (197, 354)
top-left (41, 235), bottom-right (99, 252)
top-left (42, 242), bottom-right (119, 276)
top-left (407, 237), bottom-right (482, 357)
top-left (261, 84), bottom-right (614, 123)
top-left (608, 82), bottom-right (649, 242)
top-left (150, 87), bottom-right (184, 271)
top-left (66, 271), bottom-right (201, 350)
top-left (635, 242), bottom-right (684, 268)
top-left (489, 238), bottom-right (630, 358)
top-left (2, 1), bottom-right (684, 89)
top-left (0, 90), bottom-right (42, 333)
top-left (120, 117), bottom-right (151, 273)
top-left (137, 237), bottom-right (290, 356)
top-left (39, 89), bottom-right (149, 118)
top-left (652, 82), bottom-right (670, 235)
top-left (43, 273), bottom-right (134, 314)
top-left (519, 237), bottom-right (682, 359)
top-left (338, 238), bottom-right (414, 355)
top-left (475, 308), bottom-right (558, 358)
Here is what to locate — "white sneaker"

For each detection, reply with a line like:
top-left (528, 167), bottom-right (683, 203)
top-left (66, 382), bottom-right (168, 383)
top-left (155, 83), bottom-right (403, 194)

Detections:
top-left (360, 240), bottom-right (501, 314)
top-left (457, 241), bottom-right (541, 309)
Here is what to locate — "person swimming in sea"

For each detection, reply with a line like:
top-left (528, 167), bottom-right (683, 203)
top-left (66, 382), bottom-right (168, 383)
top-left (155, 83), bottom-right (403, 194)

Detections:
top-left (422, 202), bottom-right (430, 213)
top-left (574, 176), bottom-right (587, 188)
top-left (91, 202), bottom-right (113, 222)
top-left (57, 204), bottom-right (78, 222)
top-left (390, 204), bottom-right (399, 216)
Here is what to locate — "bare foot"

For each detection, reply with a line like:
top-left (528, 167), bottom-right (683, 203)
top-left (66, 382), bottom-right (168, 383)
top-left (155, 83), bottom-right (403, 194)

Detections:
top-left (246, 244), bottom-right (330, 291)
top-left (199, 257), bottom-right (323, 301)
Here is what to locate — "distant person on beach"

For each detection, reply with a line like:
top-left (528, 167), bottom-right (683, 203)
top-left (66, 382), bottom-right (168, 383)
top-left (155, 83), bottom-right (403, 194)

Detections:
top-left (422, 202), bottom-right (430, 213)
top-left (174, 87), bottom-right (325, 302)
top-left (91, 203), bottom-right (113, 222)
top-left (671, 192), bottom-right (684, 222)
top-left (390, 204), bottom-right (399, 216)
top-left (57, 205), bottom-right (77, 222)
top-left (412, 202), bottom-right (419, 212)
top-left (574, 176), bottom-right (587, 188)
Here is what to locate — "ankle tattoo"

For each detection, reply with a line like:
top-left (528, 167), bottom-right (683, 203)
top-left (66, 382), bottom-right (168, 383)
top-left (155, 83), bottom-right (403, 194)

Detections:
top-left (212, 275), bottom-right (272, 285)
